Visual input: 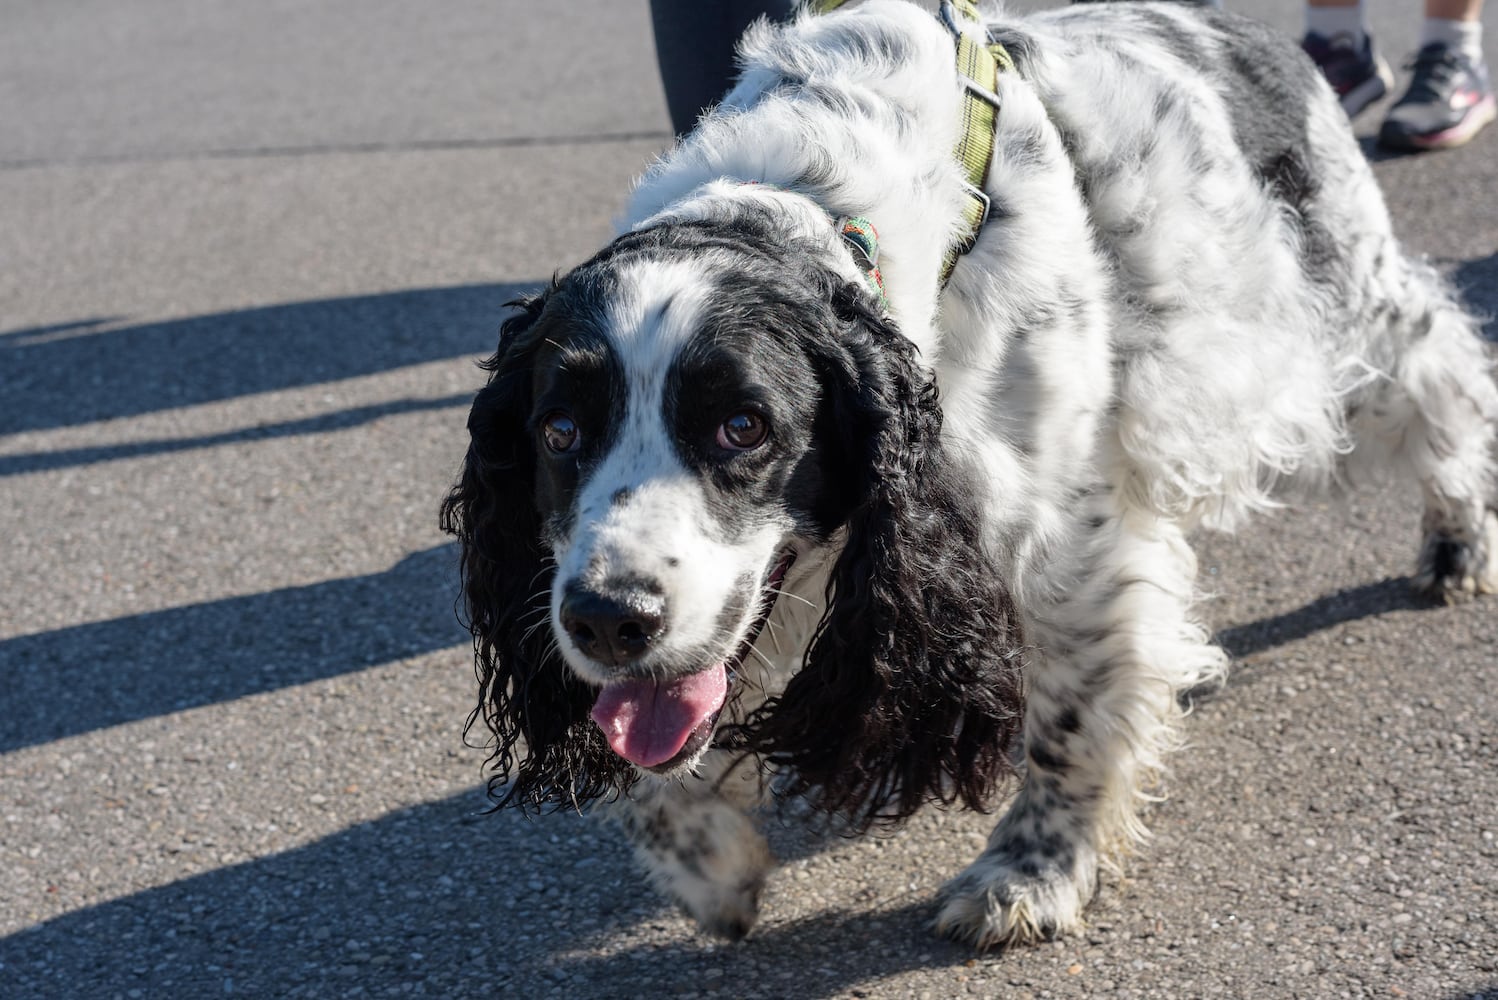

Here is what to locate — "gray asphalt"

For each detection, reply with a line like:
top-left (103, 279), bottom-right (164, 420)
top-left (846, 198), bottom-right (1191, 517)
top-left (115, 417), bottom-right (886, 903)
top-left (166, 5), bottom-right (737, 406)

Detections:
top-left (1, 1), bottom-right (1494, 998)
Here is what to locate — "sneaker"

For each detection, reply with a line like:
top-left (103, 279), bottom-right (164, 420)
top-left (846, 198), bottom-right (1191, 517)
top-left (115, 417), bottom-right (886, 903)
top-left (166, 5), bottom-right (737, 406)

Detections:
top-left (1303, 31), bottom-right (1394, 118)
top-left (1378, 43), bottom-right (1498, 151)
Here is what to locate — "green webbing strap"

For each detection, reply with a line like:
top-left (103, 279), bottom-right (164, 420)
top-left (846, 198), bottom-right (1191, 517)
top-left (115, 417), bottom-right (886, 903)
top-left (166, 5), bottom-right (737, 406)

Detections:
top-left (940, 0), bottom-right (1011, 285)
top-left (808, 0), bottom-right (1012, 287)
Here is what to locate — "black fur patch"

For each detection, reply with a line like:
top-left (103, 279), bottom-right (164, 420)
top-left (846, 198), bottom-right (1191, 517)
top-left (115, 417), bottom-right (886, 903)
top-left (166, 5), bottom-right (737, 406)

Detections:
top-left (440, 290), bottom-right (636, 812)
top-left (1028, 739), bottom-right (1071, 774)
top-left (1133, 7), bottom-right (1342, 282)
top-left (660, 227), bottom-right (851, 542)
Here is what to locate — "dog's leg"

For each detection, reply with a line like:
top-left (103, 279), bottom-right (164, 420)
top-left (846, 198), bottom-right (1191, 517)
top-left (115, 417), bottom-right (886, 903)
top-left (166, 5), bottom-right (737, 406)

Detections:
top-left (1350, 266), bottom-right (1498, 601)
top-left (936, 500), bottom-right (1226, 949)
top-left (610, 752), bottom-right (773, 940)
top-left (1402, 304), bottom-right (1497, 602)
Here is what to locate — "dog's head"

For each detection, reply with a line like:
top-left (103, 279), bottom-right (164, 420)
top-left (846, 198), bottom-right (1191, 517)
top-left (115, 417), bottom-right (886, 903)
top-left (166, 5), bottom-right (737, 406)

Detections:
top-left (443, 201), bottom-right (1023, 827)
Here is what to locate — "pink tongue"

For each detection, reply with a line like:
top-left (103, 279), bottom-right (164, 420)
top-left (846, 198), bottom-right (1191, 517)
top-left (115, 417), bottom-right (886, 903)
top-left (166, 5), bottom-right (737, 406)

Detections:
top-left (590, 664), bottom-right (727, 769)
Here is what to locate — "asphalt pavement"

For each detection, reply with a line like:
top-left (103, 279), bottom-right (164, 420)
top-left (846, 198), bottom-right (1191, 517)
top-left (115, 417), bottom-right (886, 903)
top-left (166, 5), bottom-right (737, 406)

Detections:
top-left (2, 1), bottom-right (1495, 998)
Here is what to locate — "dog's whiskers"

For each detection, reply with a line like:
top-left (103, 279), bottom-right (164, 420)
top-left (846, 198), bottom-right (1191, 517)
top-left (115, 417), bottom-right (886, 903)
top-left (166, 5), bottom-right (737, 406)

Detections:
top-left (526, 561), bottom-right (557, 592)
top-left (517, 589), bottom-right (556, 645)
top-left (767, 586), bottom-right (815, 610)
top-left (764, 617), bottom-right (785, 656)
top-left (521, 617), bottom-right (552, 645)
top-left (744, 641), bottom-right (777, 688)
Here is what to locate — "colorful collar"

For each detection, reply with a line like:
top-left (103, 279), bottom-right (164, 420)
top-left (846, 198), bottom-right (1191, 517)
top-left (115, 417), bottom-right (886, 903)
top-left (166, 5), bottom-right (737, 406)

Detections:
top-left (837, 214), bottom-right (886, 307)
top-left (739, 181), bottom-right (887, 309)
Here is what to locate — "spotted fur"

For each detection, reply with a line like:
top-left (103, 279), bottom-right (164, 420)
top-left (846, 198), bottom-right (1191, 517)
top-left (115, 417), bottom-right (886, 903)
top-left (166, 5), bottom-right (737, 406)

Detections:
top-left (442, 1), bottom-right (1498, 949)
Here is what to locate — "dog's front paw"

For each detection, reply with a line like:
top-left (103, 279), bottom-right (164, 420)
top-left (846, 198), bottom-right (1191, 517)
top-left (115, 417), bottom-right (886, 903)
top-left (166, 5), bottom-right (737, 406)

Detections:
top-left (934, 845), bottom-right (1098, 950)
top-left (1413, 508), bottom-right (1498, 602)
top-left (682, 870), bottom-right (768, 941)
top-left (633, 818), bottom-right (774, 942)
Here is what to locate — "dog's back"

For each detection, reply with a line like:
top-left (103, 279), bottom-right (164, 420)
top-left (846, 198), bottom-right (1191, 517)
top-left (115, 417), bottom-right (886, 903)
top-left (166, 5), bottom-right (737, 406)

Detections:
top-left (971, 4), bottom-right (1484, 531)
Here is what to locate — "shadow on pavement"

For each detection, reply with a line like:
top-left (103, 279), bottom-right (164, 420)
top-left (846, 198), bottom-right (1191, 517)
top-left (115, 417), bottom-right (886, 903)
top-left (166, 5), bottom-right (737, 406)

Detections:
top-left (1356, 135), bottom-right (1403, 165)
top-left (0, 790), bottom-right (622, 998)
top-left (0, 786), bottom-right (966, 999)
top-left (1451, 252), bottom-right (1497, 340)
top-left (0, 392), bottom-right (474, 477)
top-left (0, 317), bottom-right (124, 343)
top-left (0, 283), bottom-right (531, 436)
top-left (0, 544), bottom-right (467, 753)
top-left (1180, 575), bottom-right (1430, 707)
top-left (553, 898), bottom-right (972, 1000)
top-left (1213, 575), bottom-right (1427, 661)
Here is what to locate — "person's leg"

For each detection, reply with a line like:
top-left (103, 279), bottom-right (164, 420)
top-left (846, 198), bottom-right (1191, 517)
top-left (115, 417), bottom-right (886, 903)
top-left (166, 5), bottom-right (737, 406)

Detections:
top-left (1427, 0), bottom-right (1484, 22)
top-left (648, 0), bottom-right (790, 136)
top-left (1380, 0), bottom-right (1494, 150)
top-left (1423, 0), bottom-right (1485, 63)
top-left (1302, 0), bottom-right (1394, 115)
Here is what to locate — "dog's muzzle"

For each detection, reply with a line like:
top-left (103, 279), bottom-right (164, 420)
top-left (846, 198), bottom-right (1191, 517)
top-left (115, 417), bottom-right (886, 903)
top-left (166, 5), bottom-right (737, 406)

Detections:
top-left (588, 552), bottom-right (795, 772)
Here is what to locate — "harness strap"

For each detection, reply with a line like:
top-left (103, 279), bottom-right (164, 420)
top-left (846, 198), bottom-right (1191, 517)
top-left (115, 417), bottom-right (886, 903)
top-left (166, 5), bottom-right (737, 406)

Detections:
top-left (811, 0), bottom-right (1011, 288)
top-left (940, 0), bottom-right (1012, 285)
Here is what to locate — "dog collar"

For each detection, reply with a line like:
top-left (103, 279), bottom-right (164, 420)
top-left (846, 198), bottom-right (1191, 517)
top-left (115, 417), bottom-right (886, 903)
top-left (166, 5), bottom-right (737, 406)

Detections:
top-left (739, 180), bottom-right (887, 308)
top-left (814, 0), bottom-right (1013, 287)
top-left (837, 215), bottom-right (887, 307)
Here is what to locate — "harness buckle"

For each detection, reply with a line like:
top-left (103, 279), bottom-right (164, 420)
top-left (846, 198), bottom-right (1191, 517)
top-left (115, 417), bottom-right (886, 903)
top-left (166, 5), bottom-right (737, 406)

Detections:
top-left (960, 181), bottom-right (992, 224)
top-left (960, 74), bottom-right (1003, 112)
top-left (955, 182), bottom-right (991, 256)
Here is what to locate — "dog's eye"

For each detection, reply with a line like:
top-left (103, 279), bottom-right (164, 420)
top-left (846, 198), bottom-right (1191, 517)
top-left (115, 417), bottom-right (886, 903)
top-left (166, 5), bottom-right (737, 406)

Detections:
top-left (717, 411), bottom-right (769, 451)
top-left (541, 411), bottom-right (580, 454)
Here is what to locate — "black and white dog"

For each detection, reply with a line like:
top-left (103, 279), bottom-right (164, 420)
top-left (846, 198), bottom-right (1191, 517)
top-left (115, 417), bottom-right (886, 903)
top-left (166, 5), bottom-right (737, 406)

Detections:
top-left (443, 1), bottom-right (1497, 948)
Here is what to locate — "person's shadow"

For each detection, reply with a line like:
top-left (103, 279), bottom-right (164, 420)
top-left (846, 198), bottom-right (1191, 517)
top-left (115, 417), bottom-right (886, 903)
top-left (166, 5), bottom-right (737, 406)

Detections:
top-left (0, 282), bottom-right (531, 438)
top-left (0, 542), bottom-right (469, 752)
top-left (1, 282), bottom-right (545, 748)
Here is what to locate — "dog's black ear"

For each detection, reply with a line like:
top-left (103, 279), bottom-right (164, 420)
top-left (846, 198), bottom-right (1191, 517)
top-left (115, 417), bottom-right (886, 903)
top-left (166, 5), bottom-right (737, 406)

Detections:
top-left (441, 291), bottom-right (632, 812)
top-left (741, 283), bottom-right (1025, 829)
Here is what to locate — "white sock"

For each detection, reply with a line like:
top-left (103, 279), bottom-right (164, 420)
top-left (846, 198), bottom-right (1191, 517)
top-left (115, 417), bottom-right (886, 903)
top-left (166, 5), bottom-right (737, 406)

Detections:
top-left (1306, 4), bottom-right (1367, 44)
top-left (1420, 17), bottom-right (1485, 65)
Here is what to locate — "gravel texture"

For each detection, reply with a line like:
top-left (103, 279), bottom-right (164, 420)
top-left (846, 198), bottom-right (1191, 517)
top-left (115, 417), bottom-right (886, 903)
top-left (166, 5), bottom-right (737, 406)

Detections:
top-left (2, 1), bottom-right (1495, 997)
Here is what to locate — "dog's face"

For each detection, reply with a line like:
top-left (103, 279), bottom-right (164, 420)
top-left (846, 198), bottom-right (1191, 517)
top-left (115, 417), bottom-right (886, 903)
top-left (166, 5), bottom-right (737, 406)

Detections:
top-left (452, 216), bottom-right (864, 776)
top-left (525, 246), bottom-right (850, 774)
top-left (444, 210), bottom-right (1024, 824)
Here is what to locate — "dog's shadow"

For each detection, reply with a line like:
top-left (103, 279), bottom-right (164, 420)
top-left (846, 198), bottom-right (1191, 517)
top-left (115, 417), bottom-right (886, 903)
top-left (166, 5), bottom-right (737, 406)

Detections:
top-left (552, 897), bottom-right (976, 998)
top-left (1182, 574), bottom-right (1430, 706)
top-left (1214, 575), bottom-right (1428, 660)
top-left (0, 784), bottom-right (977, 997)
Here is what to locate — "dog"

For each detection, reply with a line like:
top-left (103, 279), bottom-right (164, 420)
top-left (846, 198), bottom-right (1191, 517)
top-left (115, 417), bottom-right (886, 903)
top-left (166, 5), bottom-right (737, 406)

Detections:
top-left (442, 0), bottom-right (1498, 948)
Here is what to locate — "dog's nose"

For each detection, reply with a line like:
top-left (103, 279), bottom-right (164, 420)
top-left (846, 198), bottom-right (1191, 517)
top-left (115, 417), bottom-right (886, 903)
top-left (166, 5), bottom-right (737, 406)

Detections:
top-left (560, 586), bottom-right (666, 665)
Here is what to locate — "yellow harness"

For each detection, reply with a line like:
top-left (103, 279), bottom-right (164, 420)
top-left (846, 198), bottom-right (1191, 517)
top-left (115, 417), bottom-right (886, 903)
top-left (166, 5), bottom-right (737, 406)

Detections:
top-left (811, 0), bottom-right (1013, 285)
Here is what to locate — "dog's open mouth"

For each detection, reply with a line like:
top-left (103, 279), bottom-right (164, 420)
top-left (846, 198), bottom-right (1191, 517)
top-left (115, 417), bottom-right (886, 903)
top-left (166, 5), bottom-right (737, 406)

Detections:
top-left (589, 552), bottom-right (795, 773)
